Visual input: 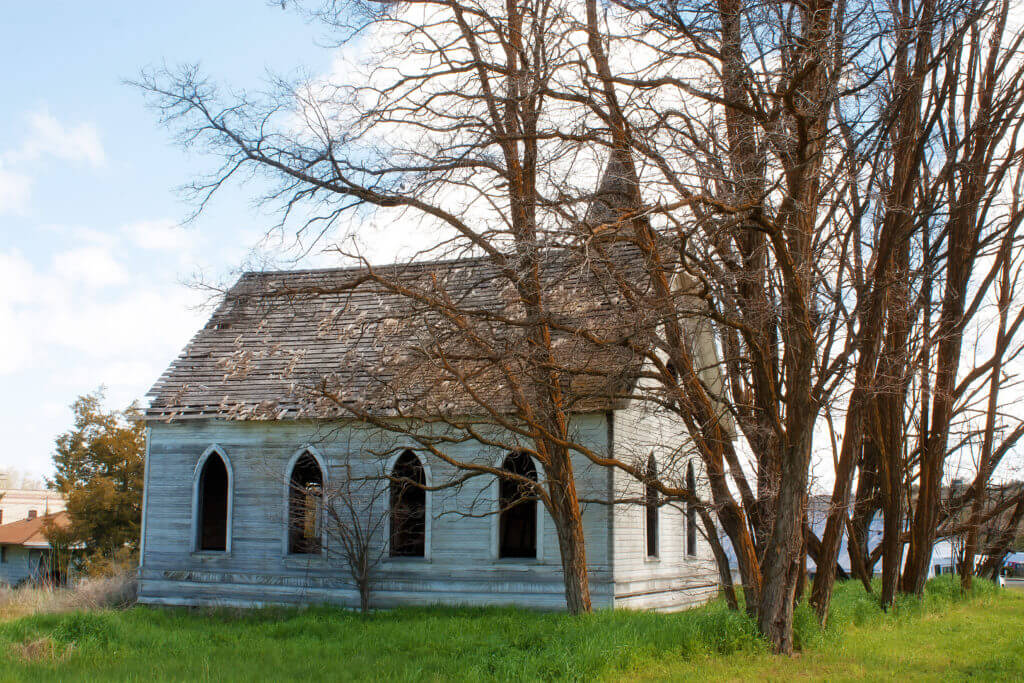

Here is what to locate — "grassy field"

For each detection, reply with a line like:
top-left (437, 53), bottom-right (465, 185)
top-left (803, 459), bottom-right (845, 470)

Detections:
top-left (0, 576), bottom-right (1018, 681)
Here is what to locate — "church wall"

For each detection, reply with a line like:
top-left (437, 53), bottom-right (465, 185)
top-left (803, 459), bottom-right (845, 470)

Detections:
top-left (610, 398), bottom-right (720, 611)
top-left (138, 415), bottom-right (615, 610)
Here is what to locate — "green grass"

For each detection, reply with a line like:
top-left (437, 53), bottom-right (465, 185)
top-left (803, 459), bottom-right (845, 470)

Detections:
top-left (0, 576), bottom-right (1019, 681)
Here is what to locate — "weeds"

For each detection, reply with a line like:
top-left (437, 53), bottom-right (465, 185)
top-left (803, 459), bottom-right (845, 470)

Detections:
top-left (0, 573), bottom-right (136, 621)
top-left (0, 576), bottom-right (1012, 681)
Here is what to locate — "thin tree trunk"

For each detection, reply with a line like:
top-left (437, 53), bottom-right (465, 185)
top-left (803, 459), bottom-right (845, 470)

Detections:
top-left (845, 515), bottom-right (873, 594)
top-left (960, 248), bottom-right (1012, 591)
top-left (544, 452), bottom-right (592, 614)
top-left (700, 509), bottom-right (739, 610)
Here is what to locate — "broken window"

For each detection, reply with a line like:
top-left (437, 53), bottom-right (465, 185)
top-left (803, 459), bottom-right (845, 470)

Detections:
top-left (646, 454), bottom-right (659, 558)
top-left (389, 451), bottom-right (426, 557)
top-left (288, 453), bottom-right (324, 554)
top-left (686, 461), bottom-right (697, 557)
top-left (499, 452), bottom-right (538, 559)
top-left (198, 452), bottom-right (229, 551)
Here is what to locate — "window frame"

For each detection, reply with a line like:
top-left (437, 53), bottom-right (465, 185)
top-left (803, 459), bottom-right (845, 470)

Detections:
top-left (190, 444), bottom-right (234, 555)
top-left (686, 461), bottom-right (698, 557)
top-left (491, 452), bottom-right (544, 562)
top-left (384, 450), bottom-right (432, 561)
top-left (644, 453), bottom-right (660, 560)
top-left (282, 446), bottom-right (329, 558)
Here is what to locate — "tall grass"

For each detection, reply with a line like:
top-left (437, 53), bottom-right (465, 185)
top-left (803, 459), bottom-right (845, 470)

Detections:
top-left (0, 575), bottom-right (1006, 680)
top-left (792, 573), bottom-right (1001, 651)
top-left (0, 574), bottom-right (136, 622)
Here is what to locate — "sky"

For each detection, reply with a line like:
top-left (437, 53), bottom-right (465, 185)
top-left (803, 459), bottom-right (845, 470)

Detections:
top-left (2, 2), bottom-right (1019, 489)
top-left (0, 2), bottom-right (343, 481)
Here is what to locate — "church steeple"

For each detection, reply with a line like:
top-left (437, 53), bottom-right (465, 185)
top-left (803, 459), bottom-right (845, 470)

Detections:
top-left (585, 147), bottom-right (641, 232)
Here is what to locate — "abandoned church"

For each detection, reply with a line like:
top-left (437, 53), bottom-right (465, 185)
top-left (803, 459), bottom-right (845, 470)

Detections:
top-left (136, 248), bottom-right (724, 610)
top-left (138, 175), bottom-right (725, 611)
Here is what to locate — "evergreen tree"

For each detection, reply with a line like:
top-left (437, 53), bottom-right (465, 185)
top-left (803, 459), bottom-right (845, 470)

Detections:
top-left (49, 389), bottom-right (145, 565)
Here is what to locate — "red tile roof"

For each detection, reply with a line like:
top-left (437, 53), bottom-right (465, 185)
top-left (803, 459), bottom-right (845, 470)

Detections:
top-left (0, 512), bottom-right (70, 549)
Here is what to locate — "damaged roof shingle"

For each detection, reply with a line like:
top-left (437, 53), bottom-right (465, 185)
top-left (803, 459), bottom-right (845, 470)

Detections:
top-left (146, 249), bottom-right (647, 422)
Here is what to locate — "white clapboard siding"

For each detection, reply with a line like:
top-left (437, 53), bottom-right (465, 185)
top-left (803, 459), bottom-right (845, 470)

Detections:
top-left (140, 409), bottom-right (719, 611)
top-left (610, 396), bottom-right (719, 611)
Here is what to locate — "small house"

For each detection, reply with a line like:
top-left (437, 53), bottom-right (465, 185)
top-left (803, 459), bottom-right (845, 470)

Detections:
top-left (0, 512), bottom-right (74, 587)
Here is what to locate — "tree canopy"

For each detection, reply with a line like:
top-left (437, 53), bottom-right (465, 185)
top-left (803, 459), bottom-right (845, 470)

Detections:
top-left (49, 389), bottom-right (145, 565)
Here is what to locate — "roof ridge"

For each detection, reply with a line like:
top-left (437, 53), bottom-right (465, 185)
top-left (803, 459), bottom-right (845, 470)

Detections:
top-left (242, 253), bottom-right (496, 279)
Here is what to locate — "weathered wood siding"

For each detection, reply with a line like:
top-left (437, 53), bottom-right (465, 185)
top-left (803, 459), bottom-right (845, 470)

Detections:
top-left (610, 399), bottom-right (719, 611)
top-left (0, 547), bottom-right (42, 586)
top-left (139, 415), bottom-right (615, 610)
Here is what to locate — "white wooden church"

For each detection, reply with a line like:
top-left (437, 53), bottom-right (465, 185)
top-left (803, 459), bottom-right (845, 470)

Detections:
top-left (137, 161), bottom-right (723, 612)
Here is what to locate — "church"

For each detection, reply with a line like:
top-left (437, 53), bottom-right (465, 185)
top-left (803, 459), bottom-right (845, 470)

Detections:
top-left (137, 157), bottom-right (724, 612)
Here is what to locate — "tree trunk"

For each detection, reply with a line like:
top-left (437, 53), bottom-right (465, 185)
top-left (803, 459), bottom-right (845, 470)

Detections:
top-left (552, 507), bottom-right (591, 614)
top-left (700, 508), bottom-right (739, 610)
top-left (359, 578), bottom-right (371, 613)
top-left (795, 524), bottom-right (808, 606)
top-left (845, 515), bottom-right (873, 594)
top-left (879, 479), bottom-right (904, 609)
top-left (758, 428), bottom-right (812, 654)
top-left (960, 251), bottom-right (1012, 592)
top-left (543, 448), bottom-right (592, 614)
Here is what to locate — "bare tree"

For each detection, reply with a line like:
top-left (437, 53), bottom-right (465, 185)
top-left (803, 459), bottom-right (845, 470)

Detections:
top-left (135, 0), bottom-right (1024, 655)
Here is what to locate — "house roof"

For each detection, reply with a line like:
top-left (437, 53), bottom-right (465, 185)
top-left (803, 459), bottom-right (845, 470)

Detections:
top-left (0, 512), bottom-right (70, 550)
top-left (146, 246), bottom-right (649, 422)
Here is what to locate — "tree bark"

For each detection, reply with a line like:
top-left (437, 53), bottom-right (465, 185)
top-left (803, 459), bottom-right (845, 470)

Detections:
top-left (544, 447), bottom-right (593, 614)
top-left (700, 508), bottom-right (739, 611)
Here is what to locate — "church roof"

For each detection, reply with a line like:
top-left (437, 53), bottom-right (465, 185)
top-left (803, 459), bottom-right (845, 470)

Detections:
top-left (145, 247), bottom-right (647, 422)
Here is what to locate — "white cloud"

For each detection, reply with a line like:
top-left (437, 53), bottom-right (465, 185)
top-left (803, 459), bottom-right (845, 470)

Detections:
top-left (8, 110), bottom-right (105, 167)
top-left (122, 219), bottom-right (195, 251)
top-left (0, 109), bottom-right (105, 216)
top-left (52, 246), bottom-right (129, 288)
top-left (0, 164), bottom-right (32, 214)
top-left (0, 224), bottom-right (209, 375)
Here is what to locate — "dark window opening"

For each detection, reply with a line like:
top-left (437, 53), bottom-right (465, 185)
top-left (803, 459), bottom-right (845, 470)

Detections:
top-left (1, 546), bottom-right (6, 563)
top-left (27, 510), bottom-right (37, 520)
top-left (665, 361), bottom-right (678, 380)
top-left (499, 452), bottom-right (538, 559)
top-left (390, 451), bottom-right (427, 557)
top-left (198, 453), bottom-right (229, 551)
top-left (686, 462), bottom-right (697, 557)
top-left (645, 454), bottom-right (658, 557)
top-left (288, 453), bottom-right (324, 554)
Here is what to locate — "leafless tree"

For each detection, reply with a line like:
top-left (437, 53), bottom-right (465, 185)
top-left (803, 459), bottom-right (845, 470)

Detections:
top-left (135, 0), bottom-right (1024, 655)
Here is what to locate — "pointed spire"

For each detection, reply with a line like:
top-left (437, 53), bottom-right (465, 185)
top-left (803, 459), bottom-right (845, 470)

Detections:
top-left (585, 147), bottom-right (641, 230)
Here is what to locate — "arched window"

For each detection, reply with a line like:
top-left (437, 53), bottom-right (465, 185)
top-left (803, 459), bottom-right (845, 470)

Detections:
top-left (390, 451), bottom-right (427, 557)
top-left (686, 461), bottom-right (697, 557)
top-left (645, 454), bottom-right (658, 557)
top-left (197, 451), bottom-right (229, 551)
top-left (288, 452), bottom-right (324, 554)
top-left (499, 452), bottom-right (538, 559)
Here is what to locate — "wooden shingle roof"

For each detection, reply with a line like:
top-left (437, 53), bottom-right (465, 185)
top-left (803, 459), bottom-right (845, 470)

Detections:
top-left (145, 248), bottom-right (646, 422)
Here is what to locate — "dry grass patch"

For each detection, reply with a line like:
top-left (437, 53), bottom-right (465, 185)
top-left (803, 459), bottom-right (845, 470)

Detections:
top-left (8, 636), bottom-right (74, 664)
top-left (0, 574), bottom-right (136, 621)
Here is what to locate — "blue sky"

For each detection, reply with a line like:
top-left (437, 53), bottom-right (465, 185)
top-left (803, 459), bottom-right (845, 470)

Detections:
top-left (1, 2), bottom-right (339, 481)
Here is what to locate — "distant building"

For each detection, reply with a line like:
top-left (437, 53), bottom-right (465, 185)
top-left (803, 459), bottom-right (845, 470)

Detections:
top-left (0, 511), bottom-right (75, 586)
top-left (0, 487), bottom-right (65, 527)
